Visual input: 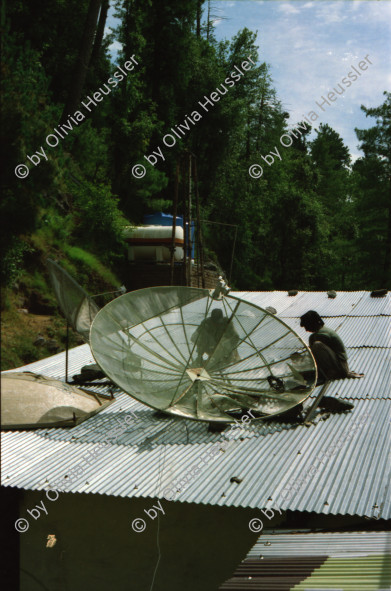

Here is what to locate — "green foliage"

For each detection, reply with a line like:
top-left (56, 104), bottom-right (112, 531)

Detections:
top-left (31, 209), bottom-right (73, 252)
top-left (63, 245), bottom-right (120, 287)
top-left (0, 18), bottom-right (58, 280)
top-left (1, 332), bottom-right (41, 369)
top-left (67, 178), bottom-right (126, 258)
top-left (352, 92), bottom-right (391, 286)
top-left (6, 0), bottom-right (109, 104)
top-left (2, 0), bottom-right (390, 306)
top-left (0, 238), bottom-right (27, 287)
top-left (23, 271), bottom-right (47, 294)
top-left (308, 124), bottom-right (355, 288)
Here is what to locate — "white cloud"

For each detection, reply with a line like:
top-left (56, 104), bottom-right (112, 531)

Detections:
top-left (341, 51), bottom-right (359, 62)
top-left (277, 2), bottom-right (301, 15)
top-left (228, 1), bottom-right (390, 155)
top-left (314, 2), bottom-right (347, 24)
top-left (109, 41), bottom-right (122, 54)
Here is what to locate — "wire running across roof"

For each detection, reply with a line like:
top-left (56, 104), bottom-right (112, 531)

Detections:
top-left (90, 287), bottom-right (317, 422)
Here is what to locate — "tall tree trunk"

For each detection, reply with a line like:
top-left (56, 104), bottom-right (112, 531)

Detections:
top-left (152, 2), bottom-right (164, 107)
top-left (196, 0), bottom-right (202, 38)
top-left (383, 177), bottom-right (391, 285)
top-left (90, 0), bottom-right (109, 67)
top-left (246, 112), bottom-right (250, 159)
top-left (60, 0), bottom-right (102, 124)
top-left (256, 91), bottom-right (265, 153)
top-left (206, 0), bottom-right (211, 41)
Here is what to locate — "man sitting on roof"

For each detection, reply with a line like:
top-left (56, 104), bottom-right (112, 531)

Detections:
top-left (300, 310), bottom-right (364, 384)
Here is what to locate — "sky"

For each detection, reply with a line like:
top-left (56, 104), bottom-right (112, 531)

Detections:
top-left (106, 0), bottom-right (391, 161)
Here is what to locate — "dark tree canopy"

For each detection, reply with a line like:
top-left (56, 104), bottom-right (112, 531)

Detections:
top-left (1, 0), bottom-right (389, 291)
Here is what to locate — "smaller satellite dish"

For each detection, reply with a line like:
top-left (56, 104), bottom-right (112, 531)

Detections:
top-left (47, 258), bottom-right (99, 342)
top-left (1, 372), bottom-right (112, 429)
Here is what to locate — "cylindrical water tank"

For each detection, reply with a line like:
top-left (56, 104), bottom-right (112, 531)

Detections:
top-left (122, 226), bottom-right (184, 262)
top-left (143, 213), bottom-right (195, 258)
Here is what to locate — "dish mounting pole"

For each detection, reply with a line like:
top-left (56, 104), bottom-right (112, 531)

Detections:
top-left (65, 321), bottom-right (69, 383)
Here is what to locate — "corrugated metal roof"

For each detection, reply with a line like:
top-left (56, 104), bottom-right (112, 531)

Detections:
top-left (248, 530), bottom-right (391, 558)
top-left (236, 290), bottom-right (391, 318)
top-left (348, 292), bottom-right (391, 317)
top-left (317, 348), bottom-right (391, 399)
top-left (179, 400), bottom-right (390, 519)
top-left (220, 556), bottom-right (390, 590)
top-left (282, 316), bottom-right (391, 348)
top-left (220, 531), bottom-right (391, 591)
top-left (233, 291), bottom-right (305, 316)
top-left (7, 343), bottom-right (390, 401)
top-left (236, 291), bottom-right (390, 349)
top-left (2, 396), bottom-right (390, 519)
top-left (278, 291), bottom-right (366, 318)
top-left (2, 290), bottom-right (390, 521)
top-left (328, 316), bottom-right (390, 348)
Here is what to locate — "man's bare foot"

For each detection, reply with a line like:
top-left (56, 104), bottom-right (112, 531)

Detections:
top-left (348, 372), bottom-right (365, 379)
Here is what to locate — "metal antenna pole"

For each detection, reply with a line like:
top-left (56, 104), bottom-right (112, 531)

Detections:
top-left (187, 153), bottom-right (192, 286)
top-left (182, 158), bottom-right (188, 286)
top-left (229, 225), bottom-right (238, 284)
top-left (304, 381), bottom-right (330, 423)
top-left (65, 322), bottom-right (69, 383)
top-left (193, 157), bottom-right (205, 288)
top-left (170, 162), bottom-right (180, 285)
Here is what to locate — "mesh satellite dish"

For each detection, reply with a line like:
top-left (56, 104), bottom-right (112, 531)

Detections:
top-left (47, 258), bottom-right (99, 342)
top-left (90, 286), bottom-right (317, 423)
top-left (1, 372), bottom-right (112, 429)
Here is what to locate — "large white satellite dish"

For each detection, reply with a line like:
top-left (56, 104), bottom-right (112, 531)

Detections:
top-left (90, 286), bottom-right (317, 422)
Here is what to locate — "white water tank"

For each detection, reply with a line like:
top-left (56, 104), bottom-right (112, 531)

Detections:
top-left (122, 226), bottom-right (184, 262)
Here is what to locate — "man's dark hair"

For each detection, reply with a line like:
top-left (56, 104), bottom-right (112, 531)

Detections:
top-left (211, 308), bottom-right (223, 320)
top-left (300, 310), bottom-right (324, 332)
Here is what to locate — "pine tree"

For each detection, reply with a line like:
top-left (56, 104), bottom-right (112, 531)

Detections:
top-left (353, 92), bottom-right (391, 286)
